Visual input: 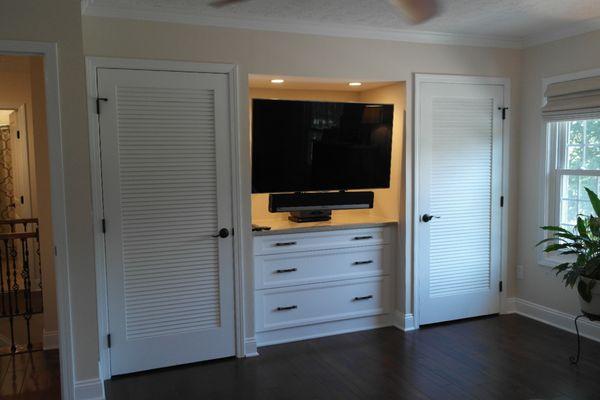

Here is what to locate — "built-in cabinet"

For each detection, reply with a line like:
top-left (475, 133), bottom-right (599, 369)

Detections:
top-left (253, 223), bottom-right (395, 346)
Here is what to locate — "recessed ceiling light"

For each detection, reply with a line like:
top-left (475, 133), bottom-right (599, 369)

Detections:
top-left (271, 79), bottom-right (285, 84)
top-left (349, 82), bottom-right (362, 87)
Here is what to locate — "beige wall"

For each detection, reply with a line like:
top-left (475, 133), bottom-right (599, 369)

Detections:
top-left (1, 0), bottom-right (97, 383)
top-left (518, 30), bottom-right (600, 314)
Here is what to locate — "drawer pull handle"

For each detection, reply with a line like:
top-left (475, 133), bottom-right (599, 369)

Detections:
top-left (275, 268), bottom-right (298, 274)
top-left (353, 260), bottom-right (373, 265)
top-left (353, 295), bottom-right (374, 301)
top-left (275, 305), bottom-right (298, 311)
top-left (353, 235), bottom-right (373, 241)
top-left (275, 241), bottom-right (297, 247)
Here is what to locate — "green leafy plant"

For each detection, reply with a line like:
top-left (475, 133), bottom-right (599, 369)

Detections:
top-left (537, 187), bottom-right (600, 303)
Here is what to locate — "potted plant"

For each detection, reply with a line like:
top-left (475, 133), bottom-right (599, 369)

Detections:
top-left (538, 187), bottom-right (600, 319)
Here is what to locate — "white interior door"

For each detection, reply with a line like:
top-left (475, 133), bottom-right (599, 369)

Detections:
top-left (9, 106), bottom-right (32, 219)
top-left (417, 76), bottom-right (504, 326)
top-left (98, 68), bottom-right (236, 375)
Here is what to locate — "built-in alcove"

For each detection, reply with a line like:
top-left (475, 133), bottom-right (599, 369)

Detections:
top-left (248, 74), bottom-right (406, 228)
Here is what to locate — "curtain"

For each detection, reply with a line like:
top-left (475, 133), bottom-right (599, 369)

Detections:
top-left (0, 126), bottom-right (15, 227)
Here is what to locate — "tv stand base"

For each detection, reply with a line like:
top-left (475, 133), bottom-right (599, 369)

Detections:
top-left (288, 210), bottom-right (332, 223)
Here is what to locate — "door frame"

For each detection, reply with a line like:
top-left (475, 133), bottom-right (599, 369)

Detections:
top-left (85, 57), bottom-right (246, 380)
top-left (0, 40), bottom-right (75, 400)
top-left (412, 74), bottom-right (511, 328)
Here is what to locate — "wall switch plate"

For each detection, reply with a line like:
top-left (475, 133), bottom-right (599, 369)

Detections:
top-left (516, 265), bottom-right (524, 280)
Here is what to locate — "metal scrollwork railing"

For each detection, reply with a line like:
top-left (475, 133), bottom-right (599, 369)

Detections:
top-left (0, 218), bottom-right (43, 355)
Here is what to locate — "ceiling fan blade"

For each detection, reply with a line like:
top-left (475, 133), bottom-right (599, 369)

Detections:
top-left (209, 0), bottom-right (249, 7)
top-left (389, 0), bottom-right (438, 24)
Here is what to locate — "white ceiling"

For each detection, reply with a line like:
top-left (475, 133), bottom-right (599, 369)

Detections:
top-left (83, 0), bottom-right (600, 48)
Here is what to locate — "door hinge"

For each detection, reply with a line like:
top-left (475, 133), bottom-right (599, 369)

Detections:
top-left (102, 218), bottom-right (106, 234)
top-left (16, 130), bottom-right (20, 139)
top-left (499, 281), bottom-right (503, 292)
top-left (500, 196), bottom-right (504, 207)
top-left (20, 196), bottom-right (24, 205)
top-left (96, 97), bottom-right (108, 114)
top-left (498, 107), bottom-right (508, 120)
top-left (107, 334), bottom-right (111, 348)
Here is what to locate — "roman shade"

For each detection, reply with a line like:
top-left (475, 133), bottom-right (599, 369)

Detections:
top-left (542, 75), bottom-right (600, 120)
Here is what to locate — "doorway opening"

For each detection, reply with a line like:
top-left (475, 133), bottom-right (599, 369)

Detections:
top-left (0, 54), bottom-right (60, 399)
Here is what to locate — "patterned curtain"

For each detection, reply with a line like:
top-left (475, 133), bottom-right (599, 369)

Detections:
top-left (0, 126), bottom-right (15, 229)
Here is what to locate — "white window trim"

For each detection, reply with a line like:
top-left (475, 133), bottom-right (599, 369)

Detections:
top-left (539, 67), bottom-right (600, 267)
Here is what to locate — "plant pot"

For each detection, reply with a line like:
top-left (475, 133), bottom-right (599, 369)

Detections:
top-left (579, 277), bottom-right (600, 319)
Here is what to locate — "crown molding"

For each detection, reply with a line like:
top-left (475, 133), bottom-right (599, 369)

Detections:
top-left (81, 1), bottom-right (524, 49)
top-left (523, 17), bottom-right (600, 48)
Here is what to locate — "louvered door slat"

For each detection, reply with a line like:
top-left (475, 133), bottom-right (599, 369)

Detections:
top-left (418, 78), bottom-right (503, 325)
top-left (99, 68), bottom-right (235, 375)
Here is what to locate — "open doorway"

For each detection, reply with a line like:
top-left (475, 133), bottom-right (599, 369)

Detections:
top-left (0, 55), bottom-right (60, 399)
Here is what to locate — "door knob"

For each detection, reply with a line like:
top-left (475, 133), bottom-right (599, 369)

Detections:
top-left (212, 228), bottom-right (230, 238)
top-left (422, 214), bottom-right (440, 223)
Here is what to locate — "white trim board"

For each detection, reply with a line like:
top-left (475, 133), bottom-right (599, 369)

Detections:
top-left (81, 1), bottom-right (600, 49)
top-left (85, 57), bottom-right (247, 380)
top-left (43, 329), bottom-right (59, 350)
top-left (392, 310), bottom-right (417, 332)
top-left (511, 298), bottom-right (600, 343)
top-left (0, 40), bottom-right (75, 400)
top-left (74, 378), bottom-right (105, 400)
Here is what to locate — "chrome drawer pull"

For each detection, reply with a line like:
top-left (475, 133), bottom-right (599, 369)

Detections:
top-left (274, 241), bottom-right (297, 247)
top-left (275, 305), bottom-right (298, 311)
top-left (353, 235), bottom-right (373, 240)
top-left (275, 268), bottom-right (298, 274)
top-left (353, 260), bottom-right (373, 265)
top-left (353, 295), bottom-right (373, 301)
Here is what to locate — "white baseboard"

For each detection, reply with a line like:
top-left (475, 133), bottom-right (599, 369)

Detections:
top-left (256, 314), bottom-right (391, 347)
top-left (43, 329), bottom-right (59, 350)
top-left (514, 298), bottom-right (600, 343)
top-left (392, 310), bottom-right (416, 331)
top-left (501, 297), bottom-right (517, 314)
top-left (244, 337), bottom-right (259, 357)
top-left (74, 378), bottom-right (105, 400)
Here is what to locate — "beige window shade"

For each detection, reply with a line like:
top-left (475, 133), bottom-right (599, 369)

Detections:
top-left (542, 75), bottom-right (600, 120)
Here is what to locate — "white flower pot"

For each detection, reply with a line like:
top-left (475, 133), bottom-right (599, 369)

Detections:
top-left (579, 277), bottom-right (600, 319)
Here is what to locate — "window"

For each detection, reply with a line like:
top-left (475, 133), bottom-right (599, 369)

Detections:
top-left (547, 119), bottom-right (600, 231)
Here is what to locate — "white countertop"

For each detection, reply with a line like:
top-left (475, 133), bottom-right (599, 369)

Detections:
top-left (252, 214), bottom-right (397, 236)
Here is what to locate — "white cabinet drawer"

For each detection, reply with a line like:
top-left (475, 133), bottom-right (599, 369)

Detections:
top-left (255, 277), bottom-right (391, 332)
top-left (253, 227), bottom-right (392, 255)
top-left (255, 245), bottom-right (390, 289)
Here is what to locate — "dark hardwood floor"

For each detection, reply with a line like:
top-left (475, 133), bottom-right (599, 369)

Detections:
top-left (105, 314), bottom-right (600, 400)
top-left (0, 349), bottom-right (60, 399)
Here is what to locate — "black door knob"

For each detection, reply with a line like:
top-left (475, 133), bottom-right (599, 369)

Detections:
top-left (212, 228), bottom-right (230, 238)
top-left (422, 214), bottom-right (440, 223)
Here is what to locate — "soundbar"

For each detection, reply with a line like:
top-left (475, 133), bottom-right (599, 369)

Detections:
top-left (269, 191), bottom-right (374, 223)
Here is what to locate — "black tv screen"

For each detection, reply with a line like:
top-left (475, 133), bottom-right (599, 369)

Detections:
top-left (252, 99), bottom-right (394, 194)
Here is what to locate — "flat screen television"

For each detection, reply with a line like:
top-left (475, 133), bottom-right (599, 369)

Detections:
top-left (252, 99), bottom-right (394, 194)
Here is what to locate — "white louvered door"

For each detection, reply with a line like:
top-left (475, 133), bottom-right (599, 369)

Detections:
top-left (417, 78), bottom-right (504, 325)
top-left (97, 68), bottom-right (235, 375)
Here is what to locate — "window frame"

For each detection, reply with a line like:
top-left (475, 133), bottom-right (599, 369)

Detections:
top-left (540, 68), bottom-right (600, 267)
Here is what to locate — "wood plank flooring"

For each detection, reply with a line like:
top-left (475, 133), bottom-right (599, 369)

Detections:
top-left (0, 349), bottom-right (60, 399)
top-left (105, 314), bottom-right (600, 400)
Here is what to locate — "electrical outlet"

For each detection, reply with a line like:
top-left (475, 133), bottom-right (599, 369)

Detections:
top-left (516, 265), bottom-right (524, 280)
